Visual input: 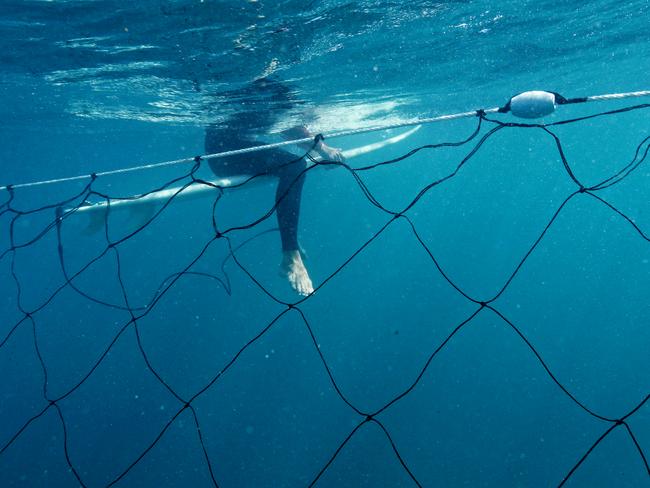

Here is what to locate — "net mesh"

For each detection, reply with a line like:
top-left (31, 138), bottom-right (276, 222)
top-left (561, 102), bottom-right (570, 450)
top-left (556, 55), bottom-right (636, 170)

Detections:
top-left (1, 99), bottom-right (649, 487)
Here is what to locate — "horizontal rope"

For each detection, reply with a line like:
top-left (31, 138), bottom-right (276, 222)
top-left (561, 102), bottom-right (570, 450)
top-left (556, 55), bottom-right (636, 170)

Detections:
top-left (586, 90), bottom-right (650, 102)
top-left (2, 89), bottom-right (649, 192)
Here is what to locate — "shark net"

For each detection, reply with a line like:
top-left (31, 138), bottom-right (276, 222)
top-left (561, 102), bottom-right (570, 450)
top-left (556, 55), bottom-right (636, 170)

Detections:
top-left (0, 91), bottom-right (649, 487)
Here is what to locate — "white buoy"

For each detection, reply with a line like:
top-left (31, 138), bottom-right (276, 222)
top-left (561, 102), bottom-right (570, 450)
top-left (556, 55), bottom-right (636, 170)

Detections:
top-left (509, 91), bottom-right (557, 118)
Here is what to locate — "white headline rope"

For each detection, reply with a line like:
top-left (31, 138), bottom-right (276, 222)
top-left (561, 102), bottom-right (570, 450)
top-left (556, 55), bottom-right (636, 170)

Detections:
top-left (2, 89), bottom-right (649, 192)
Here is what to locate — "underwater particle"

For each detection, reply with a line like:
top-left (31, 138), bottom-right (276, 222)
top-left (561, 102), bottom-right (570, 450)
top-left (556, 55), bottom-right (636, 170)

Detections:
top-left (245, 426), bottom-right (254, 434)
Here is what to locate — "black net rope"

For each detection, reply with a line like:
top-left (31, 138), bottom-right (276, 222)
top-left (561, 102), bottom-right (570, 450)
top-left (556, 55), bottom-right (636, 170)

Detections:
top-left (1, 100), bottom-right (649, 487)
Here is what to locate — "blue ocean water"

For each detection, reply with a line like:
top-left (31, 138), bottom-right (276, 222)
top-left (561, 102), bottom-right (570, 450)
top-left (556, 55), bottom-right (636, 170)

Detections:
top-left (1, 1), bottom-right (649, 487)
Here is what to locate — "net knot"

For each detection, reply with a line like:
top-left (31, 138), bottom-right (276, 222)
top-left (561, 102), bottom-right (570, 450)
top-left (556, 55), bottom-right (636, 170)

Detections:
top-left (578, 186), bottom-right (587, 193)
top-left (194, 155), bottom-right (203, 163)
top-left (90, 173), bottom-right (97, 181)
top-left (365, 415), bottom-right (374, 422)
top-left (314, 133), bottom-right (325, 146)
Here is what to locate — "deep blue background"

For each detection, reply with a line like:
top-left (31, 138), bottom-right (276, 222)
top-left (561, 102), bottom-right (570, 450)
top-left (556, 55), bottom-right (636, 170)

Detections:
top-left (1, 1), bottom-right (649, 486)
